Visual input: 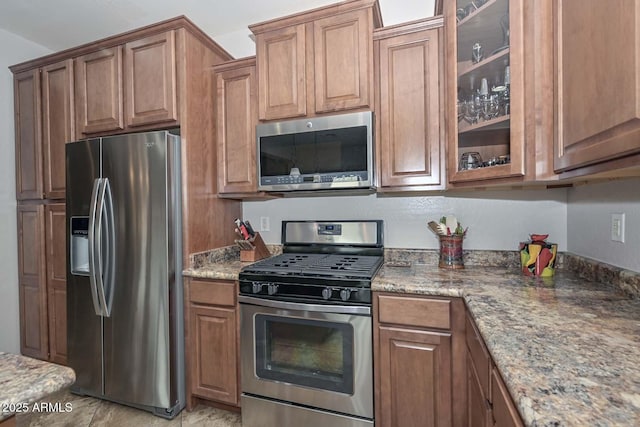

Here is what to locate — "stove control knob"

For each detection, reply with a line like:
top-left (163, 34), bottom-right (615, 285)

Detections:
top-left (252, 282), bottom-right (263, 294)
top-left (322, 288), bottom-right (333, 300)
top-left (340, 289), bottom-right (351, 301)
top-left (267, 283), bottom-right (279, 295)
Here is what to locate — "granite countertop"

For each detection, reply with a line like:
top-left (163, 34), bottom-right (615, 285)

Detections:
top-left (184, 255), bottom-right (640, 426)
top-left (374, 265), bottom-right (640, 426)
top-left (0, 352), bottom-right (75, 420)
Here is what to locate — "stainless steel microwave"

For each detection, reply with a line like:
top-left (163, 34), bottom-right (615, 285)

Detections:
top-left (257, 111), bottom-right (374, 192)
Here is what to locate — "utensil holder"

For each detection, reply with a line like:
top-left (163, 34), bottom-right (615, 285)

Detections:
top-left (439, 235), bottom-right (465, 269)
top-left (239, 233), bottom-right (271, 262)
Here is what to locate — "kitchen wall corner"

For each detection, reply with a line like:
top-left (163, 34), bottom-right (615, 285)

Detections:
top-left (567, 177), bottom-right (640, 273)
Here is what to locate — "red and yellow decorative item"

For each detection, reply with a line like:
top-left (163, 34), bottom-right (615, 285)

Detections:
top-left (519, 234), bottom-right (557, 277)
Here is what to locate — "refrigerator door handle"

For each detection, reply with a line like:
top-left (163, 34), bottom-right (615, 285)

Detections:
top-left (101, 178), bottom-right (116, 317)
top-left (88, 178), bottom-right (104, 316)
top-left (95, 177), bottom-right (109, 317)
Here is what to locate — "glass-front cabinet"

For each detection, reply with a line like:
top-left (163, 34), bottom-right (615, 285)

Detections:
top-left (446, 0), bottom-right (526, 184)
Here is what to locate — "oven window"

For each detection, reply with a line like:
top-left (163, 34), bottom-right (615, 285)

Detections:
top-left (255, 315), bottom-right (354, 394)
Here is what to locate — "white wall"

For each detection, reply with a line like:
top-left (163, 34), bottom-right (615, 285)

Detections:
top-left (0, 30), bottom-right (51, 353)
top-left (567, 178), bottom-right (640, 272)
top-left (243, 188), bottom-right (568, 251)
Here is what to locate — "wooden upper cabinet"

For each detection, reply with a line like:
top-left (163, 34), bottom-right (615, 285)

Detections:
top-left (251, 0), bottom-right (380, 121)
top-left (216, 58), bottom-right (259, 194)
top-left (256, 25), bottom-right (306, 120)
top-left (42, 59), bottom-right (74, 200)
top-left (17, 204), bottom-right (48, 360)
top-left (124, 31), bottom-right (178, 127)
top-left (45, 203), bottom-right (67, 365)
top-left (445, 0), bottom-right (527, 185)
top-left (313, 9), bottom-right (372, 113)
top-left (554, 0), bottom-right (640, 173)
top-left (375, 19), bottom-right (444, 190)
top-left (14, 69), bottom-right (43, 200)
top-left (75, 47), bottom-right (124, 135)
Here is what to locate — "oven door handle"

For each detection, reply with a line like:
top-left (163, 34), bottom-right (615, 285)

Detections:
top-left (238, 295), bottom-right (371, 315)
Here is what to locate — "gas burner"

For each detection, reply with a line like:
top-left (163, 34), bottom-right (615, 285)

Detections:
top-left (239, 220), bottom-right (383, 305)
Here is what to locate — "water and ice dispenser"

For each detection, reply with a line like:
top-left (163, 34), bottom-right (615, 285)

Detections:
top-left (70, 217), bottom-right (90, 276)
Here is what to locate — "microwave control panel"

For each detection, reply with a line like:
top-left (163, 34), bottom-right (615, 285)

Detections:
top-left (261, 171), bottom-right (367, 186)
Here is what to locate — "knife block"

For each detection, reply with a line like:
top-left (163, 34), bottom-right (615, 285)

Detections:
top-left (240, 233), bottom-right (271, 262)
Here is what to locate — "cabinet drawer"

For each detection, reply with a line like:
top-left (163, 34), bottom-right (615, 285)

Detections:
top-left (189, 279), bottom-right (236, 306)
top-left (466, 313), bottom-right (490, 399)
top-left (377, 294), bottom-right (451, 329)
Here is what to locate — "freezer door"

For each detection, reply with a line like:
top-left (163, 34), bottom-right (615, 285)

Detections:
top-left (66, 139), bottom-right (103, 396)
top-left (100, 131), bottom-right (180, 410)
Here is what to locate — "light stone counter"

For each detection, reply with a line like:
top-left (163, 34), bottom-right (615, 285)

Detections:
top-left (374, 265), bottom-right (640, 427)
top-left (0, 352), bottom-right (75, 421)
top-left (184, 250), bottom-right (640, 426)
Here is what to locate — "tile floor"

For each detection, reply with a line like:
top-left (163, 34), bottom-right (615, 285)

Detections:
top-left (16, 389), bottom-right (242, 427)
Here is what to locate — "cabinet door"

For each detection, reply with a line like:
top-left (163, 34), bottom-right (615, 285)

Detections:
top-left (75, 47), bottom-right (124, 135)
top-left (42, 60), bottom-right (74, 200)
top-left (446, 0), bottom-right (526, 184)
top-left (216, 62), bottom-right (258, 194)
top-left (378, 326), bottom-right (452, 427)
top-left (256, 24), bottom-right (307, 120)
top-left (124, 31), bottom-right (178, 127)
top-left (14, 69), bottom-right (43, 200)
top-left (190, 304), bottom-right (238, 405)
top-left (17, 204), bottom-right (48, 360)
top-left (314, 9), bottom-right (372, 113)
top-left (467, 352), bottom-right (492, 427)
top-left (491, 368), bottom-right (524, 427)
top-left (377, 27), bottom-right (443, 188)
top-left (554, 0), bottom-right (640, 172)
top-left (45, 203), bottom-right (67, 365)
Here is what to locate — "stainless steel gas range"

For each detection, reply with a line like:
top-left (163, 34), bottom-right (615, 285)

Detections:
top-left (239, 220), bottom-right (384, 427)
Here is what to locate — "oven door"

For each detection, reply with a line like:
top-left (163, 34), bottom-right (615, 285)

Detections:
top-left (239, 296), bottom-right (373, 419)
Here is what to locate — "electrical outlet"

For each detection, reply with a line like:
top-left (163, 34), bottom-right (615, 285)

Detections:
top-left (260, 216), bottom-right (270, 232)
top-left (611, 213), bottom-right (625, 243)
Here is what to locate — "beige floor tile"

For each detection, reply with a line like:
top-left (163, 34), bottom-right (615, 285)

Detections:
top-left (16, 389), bottom-right (100, 427)
top-left (181, 404), bottom-right (242, 427)
top-left (16, 392), bottom-right (243, 427)
top-left (88, 400), bottom-right (181, 427)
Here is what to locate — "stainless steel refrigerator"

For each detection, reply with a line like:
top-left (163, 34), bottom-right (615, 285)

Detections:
top-left (66, 129), bottom-right (184, 419)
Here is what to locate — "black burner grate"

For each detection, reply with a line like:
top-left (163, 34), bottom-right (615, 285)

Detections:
top-left (245, 253), bottom-right (382, 279)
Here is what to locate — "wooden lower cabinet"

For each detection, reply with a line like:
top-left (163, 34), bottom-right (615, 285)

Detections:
top-left (45, 203), bottom-right (67, 364)
top-left (467, 352), bottom-right (492, 427)
top-left (466, 311), bottom-right (524, 427)
top-left (17, 202), bottom-right (66, 364)
top-left (17, 204), bottom-right (47, 360)
top-left (185, 278), bottom-right (240, 409)
top-left (374, 293), bottom-right (466, 427)
top-left (378, 326), bottom-right (452, 427)
top-left (492, 368), bottom-right (524, 427)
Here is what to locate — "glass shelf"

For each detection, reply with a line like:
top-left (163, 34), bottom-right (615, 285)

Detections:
top-left (459, 115), bottom-right (510, 134)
